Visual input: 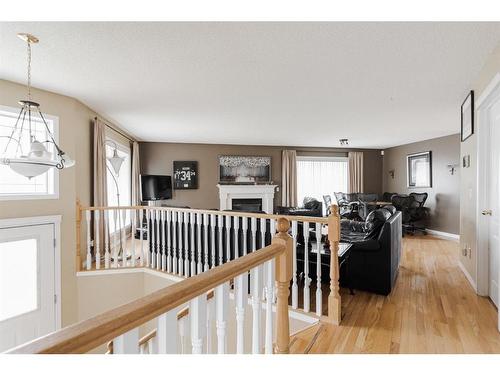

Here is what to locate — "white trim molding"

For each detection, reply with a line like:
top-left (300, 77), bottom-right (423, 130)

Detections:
top-left (458, 260), bottom-right (477, 293)
top-left (475, 73), bottom-right (500, 297)
top-left (0, 215), bottom-right (62, 330)
top-left (425, 229), bottom-right (459, 242)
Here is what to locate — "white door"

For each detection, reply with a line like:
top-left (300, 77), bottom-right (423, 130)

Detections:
top-left (0, 223), bottom-right (56, 352)
top-left (488, 100), bottom-right (500, 308)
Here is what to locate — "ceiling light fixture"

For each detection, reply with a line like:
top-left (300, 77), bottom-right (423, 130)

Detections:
top-left (339, 138), bottom-right (349, 146)
top-left (0, 33), bottom-right (75, 179)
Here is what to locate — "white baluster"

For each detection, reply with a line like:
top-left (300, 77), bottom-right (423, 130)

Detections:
top-left (131, 209), bottom-right (136, 267)
top-left (172, 211), bottom-right (178, 274)
top-left (303, 222), bottom-right (311, 313)
top-left (190, 212), bottom-right (196, 276)
top-left (217, 215), bottom-right (223, 266)
top-left (161, 210), bottom-right (166, 271)
top-left (151, 210), bottom-right (156, 269)
top-left (225, 215), bottom-right (231, 263)
top-left (315, 222), bottom-right (323, 316)
top-left (234, 217), bottom-right (240, 259)
top-left (86, 210), bottom-right (91, 270)
top-left (179, 317), bottom-right (186, 354)
top-left (203, 213), bottom-right (209, 272)
top-left (206, 297), bottom-right (214, 354)
top-left (178, 212), bottom-right (184, 276)
top-left (270, 219), bottom-right (277, 303)
top-left (215, 282), bottom-right (229, 354)
top-left (184, 212), bottom-right (189, 277)
top-left (156, 209), bottom-right (161, 270)
top-left (104, 210), bottom-right (110, 269)
top-left (94, 210), bottom-right (100, 270)
top-left (139, 209), bottom-right (144, 267)
top-left (291, 220), bottom-right (298, 309)
top-left (190, 295), bottom-right (207, 354)
top-left (250, 217), bottom-right (257, 253)
top-left (260, 218), bottom-right (266, 249)
top-left (121, 209), bottom-right (127, 267)
top-left (157, 310), bottom-right (178, 354)
top-left (145, 209), bottom-right (150, 267)
top-left (242, 218), bottom-right (248, 256)
top-left (113, 328), bottom-right (139, 354)
top-left (166, 210), bottom-right (172, 273)
top-left (210, 214), bottom-right (216, 268)
top-left (251, 265), bottom-right (262, 354)
top-left (196, 213), bottom-right (202, 274)
top-left (113, 209), bottom-right (118, 268)
top-left (235, 272), bottom-right (247, 354)
top-left (265, 260), bottom-right (273, 354)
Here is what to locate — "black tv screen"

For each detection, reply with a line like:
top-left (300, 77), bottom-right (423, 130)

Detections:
top-left (141, 175), bottom-right (172, 201)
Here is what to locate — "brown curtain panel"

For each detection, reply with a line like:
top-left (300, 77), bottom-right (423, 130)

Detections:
top-left (131, 141), bottom-right (141, 223)
top-left (92, 118), bottom-right (108, 266)
top-left (348, 151), bottom-right (364, 193)
top-left (281, 150), bottom-right (298, 206)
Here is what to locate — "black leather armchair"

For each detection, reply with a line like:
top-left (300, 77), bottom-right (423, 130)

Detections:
top-left (276, 197), bottom-right (322, 217)
top-left (340, 205), bottom-right (402, 295)
top-left (357, 193), bottom-right (379, 221)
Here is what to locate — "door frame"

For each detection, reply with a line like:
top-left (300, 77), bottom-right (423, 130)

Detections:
top-left (0, 215), bottom-right (62, 330)
top-left (476, 73), bottom-right (500, 310)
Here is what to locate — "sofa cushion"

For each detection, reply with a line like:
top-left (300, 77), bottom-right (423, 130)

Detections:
top-left (303, 197), bottom-right (320, 209)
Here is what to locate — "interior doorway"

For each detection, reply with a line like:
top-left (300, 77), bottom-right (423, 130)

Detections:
top-left (0, 216), bottom-right (61, 352)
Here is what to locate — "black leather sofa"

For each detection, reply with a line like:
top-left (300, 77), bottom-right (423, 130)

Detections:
top-left (340, 205), bottom-right (402, 295)
top-left (276, 197), bottom-right (322, 217)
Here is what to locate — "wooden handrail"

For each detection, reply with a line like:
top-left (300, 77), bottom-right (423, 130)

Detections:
top-left (80, 205), bottom-right (329, 224)
top-left (7, 240), bottom-right (287, 354)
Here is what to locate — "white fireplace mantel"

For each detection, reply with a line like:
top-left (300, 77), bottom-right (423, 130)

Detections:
top-left (217, 184), bottom-right (278, 214)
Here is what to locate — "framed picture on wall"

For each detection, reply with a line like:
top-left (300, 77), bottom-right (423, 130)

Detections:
top-left (461, 90), bottom-right (474, 142)
top-left (173, 161), bottom-right (198, 189)
top-left (407, 151), bottom-right (432, 188)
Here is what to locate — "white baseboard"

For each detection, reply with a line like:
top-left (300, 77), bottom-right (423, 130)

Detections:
top-left (457, 260), bottom-right (477, 292)
top-left (426, 229), bottom-right (460, 242)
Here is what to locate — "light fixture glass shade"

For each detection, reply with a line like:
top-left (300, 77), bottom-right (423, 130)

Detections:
top-left (107, 149), bottom-right (124, 175)
top-left (8, 158), bottom-right (51, 179)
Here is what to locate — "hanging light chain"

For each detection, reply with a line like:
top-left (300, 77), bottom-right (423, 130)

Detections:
top-left (27, 38), bottom-right (32, 101)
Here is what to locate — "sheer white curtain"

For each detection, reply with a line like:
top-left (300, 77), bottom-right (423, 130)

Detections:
top-left (296, 156), bottom-right (349, 210)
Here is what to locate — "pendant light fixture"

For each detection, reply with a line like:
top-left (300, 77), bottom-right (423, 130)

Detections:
top-left (0, 33), bottom-right (75, 179)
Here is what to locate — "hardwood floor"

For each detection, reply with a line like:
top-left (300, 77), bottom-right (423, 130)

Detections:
top-left (290, 236), bottom-right (500, 354)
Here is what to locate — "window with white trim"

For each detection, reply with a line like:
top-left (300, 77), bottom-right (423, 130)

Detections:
top-left (0, 105), bottom-right (58, 200)
top-left (106, 138), bottom-right (131, 230)
top-left (296, 156), bottom-right (349, 212)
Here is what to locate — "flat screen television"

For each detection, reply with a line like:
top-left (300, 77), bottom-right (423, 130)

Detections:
top-left (141, 174), bottom-right (172, 201)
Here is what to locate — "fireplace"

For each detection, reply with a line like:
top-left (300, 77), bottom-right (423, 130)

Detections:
top-left (232, 198), bottom-right (263, 213)
top-left (217, 184), bottom-right (277, 214)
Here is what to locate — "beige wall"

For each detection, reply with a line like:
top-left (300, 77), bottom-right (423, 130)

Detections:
top-left (460, 43), bottom-right (500, 285)
top-left (140, 142), bottom-right (383, 210)
top-left (0, 79), bottom-right (96, 326)
top-left (383, 134), bottom-right (461, 234)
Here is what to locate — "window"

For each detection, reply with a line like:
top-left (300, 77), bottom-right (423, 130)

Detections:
top-left (106, 137), bottom-right (131, 230)
top-left (296, 156), bottom-right (348, 212)
top-left (0, 238), bottom-right (38, 321)
top-left (0, 105), bottom-right (59, 200)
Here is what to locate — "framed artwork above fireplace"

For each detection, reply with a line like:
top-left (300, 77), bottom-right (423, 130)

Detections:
top-left (218, 155), bottom-right (271, 184)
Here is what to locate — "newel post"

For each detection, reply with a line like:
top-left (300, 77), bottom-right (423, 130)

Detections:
top-left (76, 199), bottom-right (82, 272)
top-left (272, 217), bottom-right (293, 354)
top-left (328, 205), bottom-right (341, 325)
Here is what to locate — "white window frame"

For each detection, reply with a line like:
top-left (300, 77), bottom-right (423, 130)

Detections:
top-left (296, 155), bottom-right (349, 211)
top-left (0, 105), bottom-right (60, 201)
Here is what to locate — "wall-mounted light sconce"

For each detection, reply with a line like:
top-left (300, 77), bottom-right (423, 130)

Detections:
top-left (389, 169), bottom-right (395, 179)
top-left (447, 163), bottom-right (459, 175)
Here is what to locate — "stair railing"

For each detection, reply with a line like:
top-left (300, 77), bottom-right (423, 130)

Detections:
top-left (76, 202), bottom-right (341, 324)
top-left (7, 218), bottom-right (293, 354)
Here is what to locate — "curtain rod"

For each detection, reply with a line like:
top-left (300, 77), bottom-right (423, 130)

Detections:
top-left (94, 116), bottom-right (135, 143)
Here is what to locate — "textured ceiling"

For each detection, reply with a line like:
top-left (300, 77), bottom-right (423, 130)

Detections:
top-left (1, 22), bottom-right (500, 148)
